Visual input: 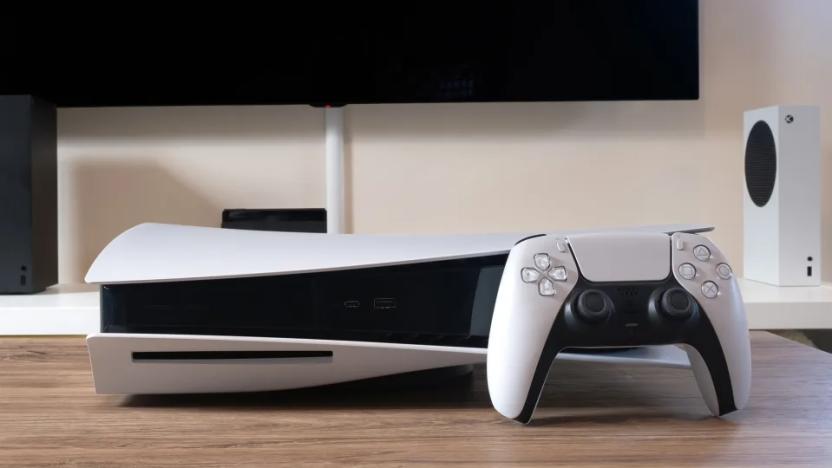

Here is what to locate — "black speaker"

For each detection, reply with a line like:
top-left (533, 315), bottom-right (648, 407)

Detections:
top-left (0, 95), bottom-right (57, 293)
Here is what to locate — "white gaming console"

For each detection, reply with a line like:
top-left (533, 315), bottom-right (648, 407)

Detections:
top-left (743, 105), bottom-right (821, 286)
top-left (85, 223), bottom-right (714, 395)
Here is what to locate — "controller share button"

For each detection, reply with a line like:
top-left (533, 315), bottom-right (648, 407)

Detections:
top-left (701, 281), bottom-right (719, 299)
top-left (678, 263), bottom-right (696, 280)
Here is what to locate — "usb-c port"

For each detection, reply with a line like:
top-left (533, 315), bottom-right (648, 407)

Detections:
top-left (808, 266), bottom-right (813, 277)
top-left (373, 298), bottom-right (397, 310)
top-left (343, 300), bottom-right (361, 309)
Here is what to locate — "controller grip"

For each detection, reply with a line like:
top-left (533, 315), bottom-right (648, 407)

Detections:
top-left (681, 333), bottom-right (751, 416)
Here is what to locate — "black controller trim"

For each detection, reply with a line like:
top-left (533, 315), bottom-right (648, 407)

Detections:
top-left (514, 275), bottom-right (737, 424)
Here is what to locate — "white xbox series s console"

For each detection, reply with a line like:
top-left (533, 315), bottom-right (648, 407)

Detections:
top-left (85, 223), bottom-right (714, 395)
top-left (487, 231), bottom-right (751, 423)
top-left (743, 105), bottom-right (821, 286)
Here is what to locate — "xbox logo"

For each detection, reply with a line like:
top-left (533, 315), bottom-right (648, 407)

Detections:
top-left (785, 114), bottom-right (794, 123)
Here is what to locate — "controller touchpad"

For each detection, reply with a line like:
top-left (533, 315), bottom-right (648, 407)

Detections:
top-left (567, 232), bottom-right (670, 282)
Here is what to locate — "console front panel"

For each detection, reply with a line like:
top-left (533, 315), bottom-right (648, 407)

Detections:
top-left (100, 255), bottom-right (507, 348)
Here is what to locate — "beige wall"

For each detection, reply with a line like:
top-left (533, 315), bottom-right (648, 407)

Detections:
top-left (57, 0), bottom-right (832, 283)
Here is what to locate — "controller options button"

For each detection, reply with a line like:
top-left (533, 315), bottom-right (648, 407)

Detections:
top-left (716, 263), bottom-right (733, 280)
top-left (678, 263), bottom-right (697, 280)
top-left (675, 238), bottom-right (685, 250)
top-left (538, 278), bottom-right (556, 296)
top-left (576, 290), bottom-right (611, 322)
top-left (534, 253), bottom-right (551, 271)
top-left (693, 245), bottom-right (711, 262)
top-left (521, 268), bottom-right (541, 283)
top-left (556, 238), bottom-right (569, 253)
top-left (661, 288), bottom-right (694, 320)
top-left (701, 281), bottom-right (719, 299)
top-left (547, 266), bottom-right (567, 281)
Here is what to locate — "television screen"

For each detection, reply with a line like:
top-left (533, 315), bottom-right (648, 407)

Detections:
top-left (0, 2), bottom-right (699, 107)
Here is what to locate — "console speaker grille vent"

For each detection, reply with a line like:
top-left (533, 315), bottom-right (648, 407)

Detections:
top-left (745, 120), bottom-right (777, 207)
top-left (617, 286), bottom-right (639, 298)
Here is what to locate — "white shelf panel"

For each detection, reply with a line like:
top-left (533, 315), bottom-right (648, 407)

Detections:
top-left (1, 280), bottom-right (830, 335)
top-left (0, 284), bottom-right (99, 335)
top-left (739, 279), bottom-right (832, 330)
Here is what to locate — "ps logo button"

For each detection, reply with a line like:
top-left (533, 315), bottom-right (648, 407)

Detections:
top-left (547, 266), bottom-right (567, 281)
top-left (521, 268), bottom-right (541, 283)
top-left (693, 245), bottom-right (711, 262)
top-left (716, 263), bottom-right (732, 280)
top-left (701, 281), bottom-right (719, 299)
top-left (538, 278), bottom-right (556, 296)
top-left (533, 253), bottom-right (551, 271)
top-left (678, 263), bottom-right (696, 280)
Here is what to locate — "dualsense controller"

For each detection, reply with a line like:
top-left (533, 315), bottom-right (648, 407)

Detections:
top-left (487, 231), bottom-right (751, 423)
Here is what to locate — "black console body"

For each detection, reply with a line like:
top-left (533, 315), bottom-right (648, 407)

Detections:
top-left (101, 255), bottom-right (507, 348)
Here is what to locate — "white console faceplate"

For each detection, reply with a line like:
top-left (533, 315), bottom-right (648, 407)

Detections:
top-left (86, 333), bottom-right (691, 394)
top-left (567, 232), bottom-right (670, 282)
top-left (86, 223), bottom-right (712, 284)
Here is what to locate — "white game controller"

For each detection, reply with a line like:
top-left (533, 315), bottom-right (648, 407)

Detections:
top-left (487, 231), bottom-right (751, 423)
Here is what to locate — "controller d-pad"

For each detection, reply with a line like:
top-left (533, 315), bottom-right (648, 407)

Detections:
top-left (538, 278), bottom-right (556, 296)
top-left (521, 268), bottom-right (541, 283)
top-left (547, 266), bottom-right (567, 281)
top-left (533, 253), bottom-right (551, 271)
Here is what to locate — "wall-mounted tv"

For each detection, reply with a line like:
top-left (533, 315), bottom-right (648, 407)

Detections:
top-left (0, 2), bottom-right (699, 107)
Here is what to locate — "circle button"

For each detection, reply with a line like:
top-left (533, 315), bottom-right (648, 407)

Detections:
top-left (701, 281), bottom-right (719, 299)
top-left (693, 245), bottom-right (711, 262)
top-left (716, 263), bottom-right (733, 280)
top-left (678, 263), bottom-right (696, 280)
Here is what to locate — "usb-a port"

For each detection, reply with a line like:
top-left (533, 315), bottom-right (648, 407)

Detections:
top-left (373, 297), bottom-right (397, 310)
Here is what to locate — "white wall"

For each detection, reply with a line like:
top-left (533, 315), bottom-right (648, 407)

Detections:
top-left (57, 0), bottom-right (832, 283)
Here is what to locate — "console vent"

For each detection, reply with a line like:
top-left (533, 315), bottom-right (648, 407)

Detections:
top-left (745, 120), bottom-right (777, 207)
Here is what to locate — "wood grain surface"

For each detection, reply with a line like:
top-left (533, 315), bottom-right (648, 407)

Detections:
top-left (1, 331), bottom-right (830, 467)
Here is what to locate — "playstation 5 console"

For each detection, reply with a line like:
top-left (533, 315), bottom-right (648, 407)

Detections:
top-left (86, 223), bottom-right (713, 395)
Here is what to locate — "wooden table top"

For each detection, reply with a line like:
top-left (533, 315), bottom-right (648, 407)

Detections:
top-left (1, 331), bottom-right (830, 466)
